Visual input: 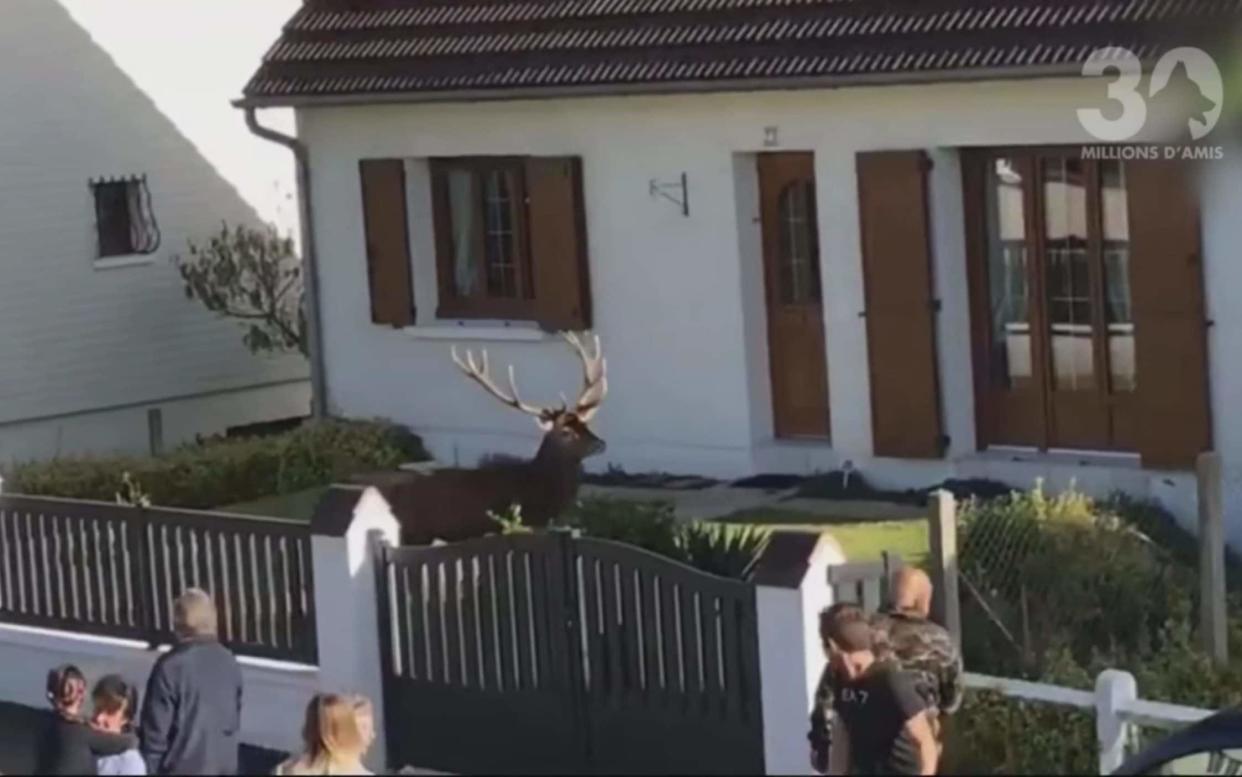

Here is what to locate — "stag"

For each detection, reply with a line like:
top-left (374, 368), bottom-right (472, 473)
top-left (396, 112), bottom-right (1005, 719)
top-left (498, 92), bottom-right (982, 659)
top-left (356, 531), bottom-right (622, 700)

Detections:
top-left (389, 332), bottom-right (608, 544)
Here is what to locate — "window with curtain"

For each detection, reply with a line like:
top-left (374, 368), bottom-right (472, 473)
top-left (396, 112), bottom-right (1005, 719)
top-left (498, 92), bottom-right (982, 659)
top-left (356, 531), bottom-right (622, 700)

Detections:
top-left (431, 158), bottom-right (534, 319)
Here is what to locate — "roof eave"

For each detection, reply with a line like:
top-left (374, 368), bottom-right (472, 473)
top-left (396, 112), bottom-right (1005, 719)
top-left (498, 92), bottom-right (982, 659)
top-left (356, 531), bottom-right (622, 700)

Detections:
top-left (233, 62), bottom-right (1087, 110)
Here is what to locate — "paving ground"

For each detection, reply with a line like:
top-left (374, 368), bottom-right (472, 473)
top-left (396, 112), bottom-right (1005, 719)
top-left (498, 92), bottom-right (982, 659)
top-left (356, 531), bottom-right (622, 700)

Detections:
top-left (0, 702), bottom-right (284, 775)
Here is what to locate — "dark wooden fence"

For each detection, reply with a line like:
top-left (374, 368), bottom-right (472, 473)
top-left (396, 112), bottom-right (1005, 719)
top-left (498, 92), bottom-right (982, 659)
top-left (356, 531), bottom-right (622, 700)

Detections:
top-left (0, 494), bottom-right (317, 664)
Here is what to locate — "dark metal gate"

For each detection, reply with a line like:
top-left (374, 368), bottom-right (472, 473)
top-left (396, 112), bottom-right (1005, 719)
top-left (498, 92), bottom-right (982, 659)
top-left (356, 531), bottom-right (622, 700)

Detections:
top-left (375, 532), bottom-right (764, 775)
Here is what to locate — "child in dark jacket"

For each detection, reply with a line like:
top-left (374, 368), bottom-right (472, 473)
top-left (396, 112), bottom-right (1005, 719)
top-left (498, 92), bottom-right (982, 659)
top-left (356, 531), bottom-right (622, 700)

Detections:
top-left (35, 665), bottom-right (139, 776)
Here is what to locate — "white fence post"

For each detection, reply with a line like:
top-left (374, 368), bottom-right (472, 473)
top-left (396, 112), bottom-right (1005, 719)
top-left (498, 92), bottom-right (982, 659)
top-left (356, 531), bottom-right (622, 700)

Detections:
top-left (751, 532), bottom-right (846, 775)
top-left (928, 490), bottom-right (962, 647)
top-left (310, 484), bottom-right (401, 773)
top-left (1096, 669), bottom-right (1137, 775)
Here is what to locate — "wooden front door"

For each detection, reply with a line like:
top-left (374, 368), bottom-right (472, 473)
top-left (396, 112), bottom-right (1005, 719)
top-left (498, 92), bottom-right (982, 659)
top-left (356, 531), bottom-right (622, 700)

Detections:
top-left (758, 153), bottom-right (830, 439)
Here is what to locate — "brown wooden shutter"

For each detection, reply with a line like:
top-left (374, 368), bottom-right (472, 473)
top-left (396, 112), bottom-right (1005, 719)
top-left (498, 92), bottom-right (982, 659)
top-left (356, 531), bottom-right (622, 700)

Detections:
top-left (856, 150), bottom-right (944, 458)
top-left (1127, 160), bottom-right (1210, 469)
top-left (359, 159), bottom-right (415, 327)
top-left (525, 156), bottom-right (592, 331)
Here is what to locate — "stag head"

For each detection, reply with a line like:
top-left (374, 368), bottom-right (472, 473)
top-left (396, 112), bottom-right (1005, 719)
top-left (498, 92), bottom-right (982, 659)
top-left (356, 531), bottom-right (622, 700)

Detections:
top-left (451, 332), bottom-right (609, 462)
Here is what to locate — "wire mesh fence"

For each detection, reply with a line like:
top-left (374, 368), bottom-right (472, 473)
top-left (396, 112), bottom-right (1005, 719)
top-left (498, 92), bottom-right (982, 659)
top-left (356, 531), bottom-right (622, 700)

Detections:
top-left (956, 494), bottom-right (1048, 670)
top-left (953, 487), bottom-right (1200, 677)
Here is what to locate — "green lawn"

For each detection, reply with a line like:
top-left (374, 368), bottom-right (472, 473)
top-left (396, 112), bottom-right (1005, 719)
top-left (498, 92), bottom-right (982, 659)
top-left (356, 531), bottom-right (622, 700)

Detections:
top-left (222, 486), bottom-right (328, 522)
top-left (715, 508), bottom-right (928, 566)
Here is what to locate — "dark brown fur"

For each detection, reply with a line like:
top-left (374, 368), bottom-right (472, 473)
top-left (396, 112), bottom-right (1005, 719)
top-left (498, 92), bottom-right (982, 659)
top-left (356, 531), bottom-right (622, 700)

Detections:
top-left (387, 416), bottom-right (603, 544)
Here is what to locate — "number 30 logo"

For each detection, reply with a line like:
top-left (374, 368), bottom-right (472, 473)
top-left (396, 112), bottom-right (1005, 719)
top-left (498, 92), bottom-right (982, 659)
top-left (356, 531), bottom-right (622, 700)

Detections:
top-left (1077, 46), bottom-right (1223, 142)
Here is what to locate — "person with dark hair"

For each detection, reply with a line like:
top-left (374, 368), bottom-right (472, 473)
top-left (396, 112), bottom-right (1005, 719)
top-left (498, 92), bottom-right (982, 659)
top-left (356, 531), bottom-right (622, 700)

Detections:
top-left (820, 605), bottom-right (939, 775)
top-left (91, 675), bottom-right (146, 775)
top-left (809, 602), bottom-right (867, 773)
top-left (35, 664), bottom-right (138, 776)
top-left (140, 589), bottom-right (244, 775)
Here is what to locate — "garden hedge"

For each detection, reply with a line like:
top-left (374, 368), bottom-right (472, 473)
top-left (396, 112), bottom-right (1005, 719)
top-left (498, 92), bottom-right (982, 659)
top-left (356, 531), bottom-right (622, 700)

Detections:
top-left (3, 418), bottom-right (427, 509)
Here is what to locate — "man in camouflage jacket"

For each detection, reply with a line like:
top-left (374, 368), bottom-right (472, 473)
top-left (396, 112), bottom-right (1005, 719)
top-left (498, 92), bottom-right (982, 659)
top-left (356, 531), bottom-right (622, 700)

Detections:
top-left (809, 568), bottom-right (963, 773)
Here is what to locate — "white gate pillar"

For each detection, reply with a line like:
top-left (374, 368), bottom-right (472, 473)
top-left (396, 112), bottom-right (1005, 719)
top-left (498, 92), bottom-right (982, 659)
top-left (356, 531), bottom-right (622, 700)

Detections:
top-left (752, 532), bottom-right (846, 775)
top-left (310, 484), bottom-right (401, 773)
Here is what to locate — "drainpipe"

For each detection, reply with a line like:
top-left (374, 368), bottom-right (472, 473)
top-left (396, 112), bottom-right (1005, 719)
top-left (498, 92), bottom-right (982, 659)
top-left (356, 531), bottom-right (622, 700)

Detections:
top-left (242, 106), bottom-right (328, 420)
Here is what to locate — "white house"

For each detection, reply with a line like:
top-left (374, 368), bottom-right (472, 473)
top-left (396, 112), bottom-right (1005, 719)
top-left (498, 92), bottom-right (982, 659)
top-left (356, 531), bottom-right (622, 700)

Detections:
top-left (0, 0), bottom-right (310, 463)
top-left (241, 1), bottom-right (1242, 542)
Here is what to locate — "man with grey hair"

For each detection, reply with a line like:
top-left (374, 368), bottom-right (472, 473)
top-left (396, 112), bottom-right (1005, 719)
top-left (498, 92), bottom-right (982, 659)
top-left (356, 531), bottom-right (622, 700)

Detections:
top-left (140, 588), bottom-right (243, 775)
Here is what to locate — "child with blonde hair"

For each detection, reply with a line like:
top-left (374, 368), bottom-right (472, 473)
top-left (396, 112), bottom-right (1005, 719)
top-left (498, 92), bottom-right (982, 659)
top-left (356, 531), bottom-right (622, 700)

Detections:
top-left (275, 693), bottom-right (373, 775)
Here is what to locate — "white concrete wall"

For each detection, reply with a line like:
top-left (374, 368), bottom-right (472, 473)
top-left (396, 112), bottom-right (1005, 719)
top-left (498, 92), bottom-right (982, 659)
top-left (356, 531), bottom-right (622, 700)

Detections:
top-left (0, 623), bottom-right (317, 754)
top-left (299, 77), bottom-right (1241, 540)
top-left (0, 380), bottom-right (309, 464)
top-left (0, 0), bottom-right (308, 461)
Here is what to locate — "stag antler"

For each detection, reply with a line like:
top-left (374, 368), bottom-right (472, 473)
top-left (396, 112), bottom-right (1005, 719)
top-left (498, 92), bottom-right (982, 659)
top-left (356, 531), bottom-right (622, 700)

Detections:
top-left (451, 346), bottom-right (548, 419)
top-left (562, 331), bottom-right (608, 421)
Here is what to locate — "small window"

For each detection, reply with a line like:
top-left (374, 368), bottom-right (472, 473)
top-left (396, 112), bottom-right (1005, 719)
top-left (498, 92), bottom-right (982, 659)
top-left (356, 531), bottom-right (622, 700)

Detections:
top-left (91, 176), bottom-right (160, 259)
top-left (776, 180), bottom-right (821, 304)
top-left (431, 158), bottom-right (535, 320)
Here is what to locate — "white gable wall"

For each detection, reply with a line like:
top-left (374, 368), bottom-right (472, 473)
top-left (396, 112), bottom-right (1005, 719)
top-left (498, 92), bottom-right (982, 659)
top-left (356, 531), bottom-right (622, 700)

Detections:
top-left (301, 77), bottom-right (1242, 542)
top-left (0, 1), bottom-right (308, 462)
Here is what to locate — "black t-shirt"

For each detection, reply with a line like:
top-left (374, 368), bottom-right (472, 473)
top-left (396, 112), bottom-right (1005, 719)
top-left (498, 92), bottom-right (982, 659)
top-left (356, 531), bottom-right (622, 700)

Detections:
top-left (832, 662), bottom-right (928, 775)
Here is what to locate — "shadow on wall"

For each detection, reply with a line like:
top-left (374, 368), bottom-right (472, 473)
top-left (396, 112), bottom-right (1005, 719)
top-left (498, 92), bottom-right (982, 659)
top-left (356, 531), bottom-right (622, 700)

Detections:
top-left (0, 0), bottom-right (307, 455)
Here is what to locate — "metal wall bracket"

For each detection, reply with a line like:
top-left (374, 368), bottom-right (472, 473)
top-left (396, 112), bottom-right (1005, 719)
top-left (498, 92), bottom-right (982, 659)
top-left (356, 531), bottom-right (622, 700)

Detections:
top-left (649, 172), bottom-right (689, 217)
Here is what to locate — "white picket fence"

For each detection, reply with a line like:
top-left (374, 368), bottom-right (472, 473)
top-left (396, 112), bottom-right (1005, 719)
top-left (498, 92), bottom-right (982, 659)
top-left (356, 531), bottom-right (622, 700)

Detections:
top-left (966, 670), bottom-right (1213, 774)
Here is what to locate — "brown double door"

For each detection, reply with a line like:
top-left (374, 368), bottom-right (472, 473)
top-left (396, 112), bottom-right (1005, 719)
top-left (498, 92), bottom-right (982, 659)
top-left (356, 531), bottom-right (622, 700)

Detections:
top-left (758, 153), bottom-right (831, 439)
top-left (963, 149), bottom-right (1209, 465)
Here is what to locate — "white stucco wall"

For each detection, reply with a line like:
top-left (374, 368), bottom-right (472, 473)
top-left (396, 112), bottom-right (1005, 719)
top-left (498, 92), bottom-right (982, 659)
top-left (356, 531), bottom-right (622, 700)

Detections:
top-left (299, 77), bottom-right (1241, 541)
top-left (0, 1), bottom-right (308, 462)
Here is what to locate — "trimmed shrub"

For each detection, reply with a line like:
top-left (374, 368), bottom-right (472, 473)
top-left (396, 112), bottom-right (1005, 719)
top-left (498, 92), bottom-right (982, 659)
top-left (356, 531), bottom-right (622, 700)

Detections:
top-left (561, 498), bottom-right (683, 559)
top-left (1106, 492), bottom-right (1242, 593)
top-left (4, 418), bottom-right (427, 509)
top-left (945, 648), bottom-right (1097, 775)
top-left (952, 486), bottom-right (1242, 773)
top-left (959, 485), bottom-right (1193, 676)
top-left (556, 498), bottom-right (770, 580)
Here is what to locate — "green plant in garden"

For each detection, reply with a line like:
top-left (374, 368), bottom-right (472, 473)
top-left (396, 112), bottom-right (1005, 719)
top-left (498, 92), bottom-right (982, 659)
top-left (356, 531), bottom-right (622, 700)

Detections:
top-left (114, 472), bottom-right (151, 508)
top-left (557, 498), bottom-right (770, 579)
top-left (560, 498), bottom-right (683, 560)
top-left (958, 483), bottom-right (1192, 676)
top-left (947, 484), bottom-right (1242, 773)
top-left (173, 222), bottom-right (307, 356)
top-left (4, 419), bottom-right (427, 509)
top-left (678, 522), bottom-right (770, 579)
top-left (489, 503), bottom-right (532, 535)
